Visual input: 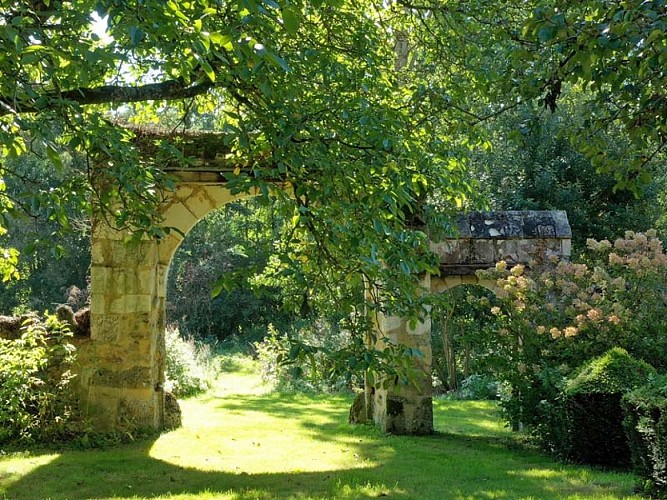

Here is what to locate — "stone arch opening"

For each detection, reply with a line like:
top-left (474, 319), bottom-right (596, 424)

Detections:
top-left (367, 211), bottom-right (572, 435)
top-left (430, 283), bottom-right (498, 396)
top-left (77, 178), bottom-right (254, 429)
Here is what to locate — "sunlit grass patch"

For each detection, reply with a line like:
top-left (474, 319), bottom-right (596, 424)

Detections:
top-left (433, 398), bottom-right (510, 437)
top-left (0, 355), bottom-right (648, 499)
top-left (0, 452), bottom-right (59, 490)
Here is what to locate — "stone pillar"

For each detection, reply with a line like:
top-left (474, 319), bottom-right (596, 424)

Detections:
top-left (369, 274), bottom-right (433, 435)
top-left (76, 221), bottom-right (166, 430)
top-left (76, 182), bottom-right (247, 431)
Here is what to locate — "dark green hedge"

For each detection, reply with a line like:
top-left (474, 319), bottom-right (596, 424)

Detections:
top-left (563, 348), bottom-right (656, 466)
top-left (622, 374), bottom-right (667, 497)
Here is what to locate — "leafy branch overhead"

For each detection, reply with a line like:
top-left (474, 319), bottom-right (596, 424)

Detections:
top-left (0, 0), bottom-right (665, 318)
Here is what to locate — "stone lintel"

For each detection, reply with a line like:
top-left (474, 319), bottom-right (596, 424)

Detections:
top-left (439, 263), bottom-right (506, 276)
top-left (452, 210), bottom-right (571, 240)
top-left (168, 170), bottom-right (229, 183)
top-left (161, 202), bottom-right (199, 234)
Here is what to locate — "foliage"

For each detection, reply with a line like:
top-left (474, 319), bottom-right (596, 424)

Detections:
top-left (0, 313), bottom-right (78, 445)
top-left (512, 1), bottom-right (667, 187)
top-left (254, 316), bottom-right (425, 394)
top-left (478, 230), bottom-right (667, 445)
top-left (561, 348), bottom-right (656, 467)
top-left (431, 285), bottom-right (498, 392)
top-left (254, 321), bottom-right (356, 393)
top-left (3, 0), bottom-right (667, 389)
top-left (164, 326), bottom-right (217, 398)
top-left (455, 374), bottom-right (499, 401)
top-left (622, 374), bottom-right (667, 498)
top-left (0, 153), bottom-right (90, 314)
top-left (473, 101), bottom-right (666, 246)
top-left (167, 199), bottom-right (291, 341)
top-left (0, 0), bottom-right (477, 320)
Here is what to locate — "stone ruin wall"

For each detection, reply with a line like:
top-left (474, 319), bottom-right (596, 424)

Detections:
top-left (75, 178), bottom-right (251, 430)
top-left (366, 210), bottom-right (572, 435)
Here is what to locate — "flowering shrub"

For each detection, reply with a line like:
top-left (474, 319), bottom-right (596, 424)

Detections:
top-left (478, 230), bottom-right (667, 443)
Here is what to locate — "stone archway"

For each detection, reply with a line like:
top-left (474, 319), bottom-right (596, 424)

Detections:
top-left (78, 175), bottom-right (571, 434)
top-left (76, 171), bottom-right (253, 429)
top-left (366, 210), bottom-right (571, 435)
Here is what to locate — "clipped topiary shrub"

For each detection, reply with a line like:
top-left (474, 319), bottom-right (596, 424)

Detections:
top-left (563, 347), bottom-right (656, 466)
top-left (622, 374), bottom-right (667, 497)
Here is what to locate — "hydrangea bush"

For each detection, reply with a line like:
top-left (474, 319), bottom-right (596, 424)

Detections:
top-left (478, 230), bottom-right (667, 442)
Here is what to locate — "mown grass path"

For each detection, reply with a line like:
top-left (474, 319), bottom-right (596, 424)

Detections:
top-left (0, 357), bottom-right (645, 499)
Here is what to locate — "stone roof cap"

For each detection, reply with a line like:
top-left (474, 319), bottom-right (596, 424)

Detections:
top-left (454, 211), bottom-right (571, 239)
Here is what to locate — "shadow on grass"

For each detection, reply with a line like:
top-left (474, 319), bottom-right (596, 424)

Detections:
top-left (215, 392), bottom-right (506, 441)
top-left (3, 434), bottom-right (639, 499)
top-left (2, 392), bottom-right (641, 500)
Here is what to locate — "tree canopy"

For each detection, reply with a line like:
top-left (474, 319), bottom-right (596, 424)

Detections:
top-left (1, 0), bottom-right (665, 318)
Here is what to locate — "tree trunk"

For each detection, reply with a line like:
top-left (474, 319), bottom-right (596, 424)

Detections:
top-left (440, 308), bottom-right (457, 391)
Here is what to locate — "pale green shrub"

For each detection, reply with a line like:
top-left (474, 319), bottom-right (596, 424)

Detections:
top-left (164, 326), bottom-right (218, 397)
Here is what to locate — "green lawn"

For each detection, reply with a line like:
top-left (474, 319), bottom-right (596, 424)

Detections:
top-left (0, 357), bottom-right (644, 499)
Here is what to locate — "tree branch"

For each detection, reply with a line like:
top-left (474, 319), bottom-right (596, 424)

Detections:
top-left (0, 79), bottom-right (215, 117)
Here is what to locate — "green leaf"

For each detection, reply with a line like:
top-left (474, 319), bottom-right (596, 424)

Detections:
top-left (129, 26), bottom-right (143, 46)
top-left (211, 281), bottom-right (224, 298)
top-left (46, 145), bottom-right (63, 170)
top-left (265, 52), bottom-right (290, 71)
top-left (210, 32), bottom-right (234, 50)
top-left (200, 59), bottom-right (216, 82)
top-left (282, 7), bottom-right (300, 35)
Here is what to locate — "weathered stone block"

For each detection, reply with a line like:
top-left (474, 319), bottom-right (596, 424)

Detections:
top-left (380, 315), bottom-right (402, 336)
top-left (201, 185), bottom-right (242, 208)
top-left (407, 317), bottom-right (431, 336)
top-left (174, 185), bottom-right (194, 201)
top-left (164, 392), bottom-right (182, 430)
top-left (109, 294), bottom-right (153, 314)
top-left (349, 392), bottom-right (368, 424)
top-left (92, 366), bottom-right (153, 389)
top-left (182, 189), bottom-right (216, 220)
top-left (157, 233), bottom-right (184, 266)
